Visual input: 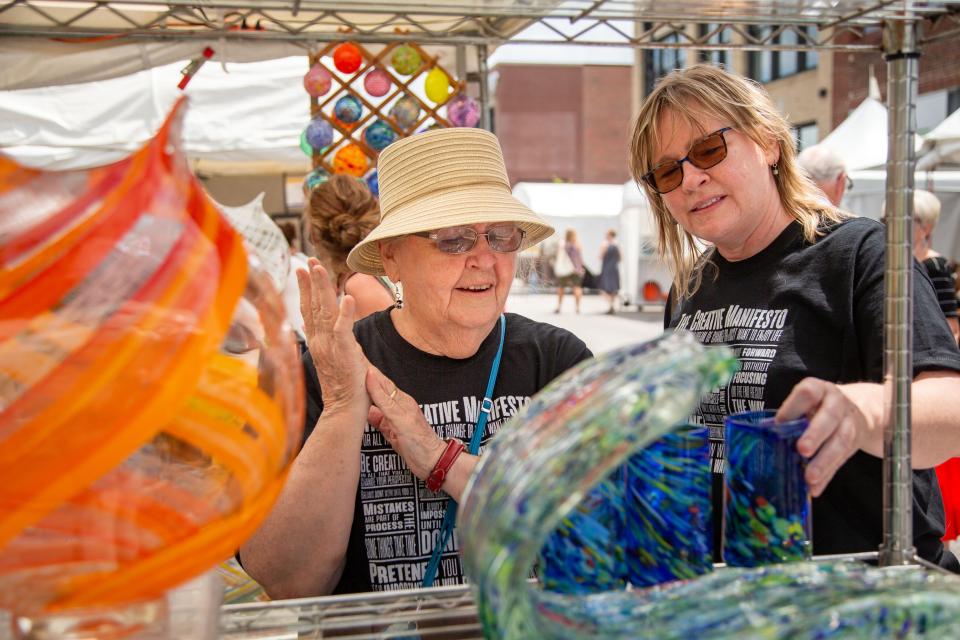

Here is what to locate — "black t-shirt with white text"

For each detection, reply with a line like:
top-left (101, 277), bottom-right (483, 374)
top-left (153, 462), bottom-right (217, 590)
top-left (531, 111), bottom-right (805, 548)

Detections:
top-left (302, 310), bottom-right (592, 593)
top-left (665, 217), bottom-right (960, 569)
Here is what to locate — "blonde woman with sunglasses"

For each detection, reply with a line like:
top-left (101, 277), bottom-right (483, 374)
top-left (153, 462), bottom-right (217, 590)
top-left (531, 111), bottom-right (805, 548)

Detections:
top-left (630, 64), bottom-right (960, 571)
top-left (240, 128), bottom-right (591, 598)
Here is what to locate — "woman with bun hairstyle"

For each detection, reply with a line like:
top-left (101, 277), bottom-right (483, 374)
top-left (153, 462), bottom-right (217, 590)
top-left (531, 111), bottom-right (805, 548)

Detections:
top-left (304, 174), bottom-right (395, 319)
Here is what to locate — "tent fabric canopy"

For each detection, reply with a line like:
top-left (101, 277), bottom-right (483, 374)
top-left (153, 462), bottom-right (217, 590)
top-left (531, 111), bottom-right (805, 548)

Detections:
top-left (0, 56), bottom-right (313, 174)
top-left (918, 107), bottom-right (960, 170)
top-left (819, 96), bottom-right (923, 172)
top-left (0, 38), bottom-right (308, 91)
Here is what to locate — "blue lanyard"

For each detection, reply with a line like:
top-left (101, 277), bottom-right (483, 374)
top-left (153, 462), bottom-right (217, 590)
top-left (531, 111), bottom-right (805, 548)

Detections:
top-left (422, 314), bottom-right (505, 588)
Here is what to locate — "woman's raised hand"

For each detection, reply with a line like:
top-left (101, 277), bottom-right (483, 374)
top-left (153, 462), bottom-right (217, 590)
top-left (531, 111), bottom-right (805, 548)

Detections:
top-left (297, 258), bottom-right (371, 415)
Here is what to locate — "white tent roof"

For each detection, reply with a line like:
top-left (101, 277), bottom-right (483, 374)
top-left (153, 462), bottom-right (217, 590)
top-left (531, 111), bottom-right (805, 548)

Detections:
top-left (512, 182), bottom-right (623, 218)
top-left (0, 56), bottom-right (313, 174)
top-left (917, 107), bottom-right (960, 170)
top-left (819, 96), bottom-right (923, 172)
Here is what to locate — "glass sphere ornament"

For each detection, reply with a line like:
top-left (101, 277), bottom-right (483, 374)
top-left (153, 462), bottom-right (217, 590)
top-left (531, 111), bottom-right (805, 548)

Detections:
top-left (0, 99), bottom-right (303, 628)
top-left (425, 67), bottom-right (451, 104)
top-left (333, 144), bottom-right (370, 177)
top-left (303, 167), bottom-right (332, 194)
top-left (363, 119), bottom-right (397, 152)
top-left (446, 93), bottom-right (481, 128)
top-left (391, 44), bottom-right (421, 76)
top-left (299, 129), bottom-right (313, 157)
top-left (304, 118), bottom-right (334, 152)
top-left (363, 68), bottom-right (392, 97)
top-left (333, 43), bottom-right (363, 74)
top-left (333, 95), bottom-right (363, 124)
top-left (389, 95), bottom-right (420, 130)
top-left (303, 63), bottom-right (332, 97)
top-left (365, 170), bottom-right (379, 198)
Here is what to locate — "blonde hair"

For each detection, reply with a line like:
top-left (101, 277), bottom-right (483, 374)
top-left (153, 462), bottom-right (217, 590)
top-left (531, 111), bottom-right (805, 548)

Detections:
top-left (629, 64), bottom-right (848, 299)
top-left (913, 189), bottom-right (941, 228)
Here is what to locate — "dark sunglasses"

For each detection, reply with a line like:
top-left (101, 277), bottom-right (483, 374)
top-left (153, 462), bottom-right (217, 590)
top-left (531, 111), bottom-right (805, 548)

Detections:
top-left (845, 174), bottom-right (854, 190)
top-left (643, 127), bottom-right (733, 194)
top-left (412, 223), bottom-right (526, 254)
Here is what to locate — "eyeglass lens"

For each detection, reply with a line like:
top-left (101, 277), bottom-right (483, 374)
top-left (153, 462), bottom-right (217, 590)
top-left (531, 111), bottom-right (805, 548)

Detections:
top-left (432, 224), bottom-right (524, 254)
top-left (646, 129), bottom-right (729, 194)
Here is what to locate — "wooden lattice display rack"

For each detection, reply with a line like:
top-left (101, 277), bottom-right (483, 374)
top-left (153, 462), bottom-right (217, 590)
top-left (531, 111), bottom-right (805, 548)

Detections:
top-left (306, 41), bottom-right (467, 180)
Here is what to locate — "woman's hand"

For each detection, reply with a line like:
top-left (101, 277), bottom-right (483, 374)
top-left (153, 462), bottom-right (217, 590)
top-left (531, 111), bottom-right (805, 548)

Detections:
top-left (297, 258), bottom-right (370, 414)
top-left (776, 377), bottom-right (880, 497)
top-left (365, 365), bottom-right (445, 480)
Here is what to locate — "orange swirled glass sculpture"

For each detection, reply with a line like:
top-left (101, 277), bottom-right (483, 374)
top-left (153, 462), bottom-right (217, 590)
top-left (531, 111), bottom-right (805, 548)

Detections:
top-left (0, 98), bottom-right (304, 618)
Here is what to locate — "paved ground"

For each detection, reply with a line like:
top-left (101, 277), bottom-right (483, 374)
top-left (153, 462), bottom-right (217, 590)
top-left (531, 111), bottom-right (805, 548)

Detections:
top-left (505, 291), bottom-right (665, 355)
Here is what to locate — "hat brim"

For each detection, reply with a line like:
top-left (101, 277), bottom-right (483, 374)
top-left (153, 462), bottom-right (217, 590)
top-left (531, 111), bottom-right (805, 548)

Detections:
top-left (346, 185), bottom-right (554, 275)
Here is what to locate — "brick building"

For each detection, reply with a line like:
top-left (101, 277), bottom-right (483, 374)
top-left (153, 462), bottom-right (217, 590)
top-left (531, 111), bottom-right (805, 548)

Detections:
top-left (491, 26), bottom-right (960, 182)
top-left (493, 64), bottom-right (634, 185)
top-left (832, 21), bottom-right (960, 134)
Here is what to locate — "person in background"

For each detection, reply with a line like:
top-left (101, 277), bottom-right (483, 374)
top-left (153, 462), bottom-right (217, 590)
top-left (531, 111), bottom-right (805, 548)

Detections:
top-left (910, 189), bottom-right (960, 550)
top-left (797, 143), bottom-right (851, 207)
top-left (239, 128), bottom-right (591, 597)
top-left (598, 229), bottom-right (621, 314)
top-left (630, 63), bottom-right (960, 570)
top-left (912, 189), bottom-right (959, 344)
top-left (554, 228), bottom-right (585, 314)
top-left (304, 175), bottom-right (394, 320)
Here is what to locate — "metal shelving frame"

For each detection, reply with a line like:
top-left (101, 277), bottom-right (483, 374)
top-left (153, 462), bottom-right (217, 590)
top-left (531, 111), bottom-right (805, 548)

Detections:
top-left (3, 0), bottom-right (958, 635)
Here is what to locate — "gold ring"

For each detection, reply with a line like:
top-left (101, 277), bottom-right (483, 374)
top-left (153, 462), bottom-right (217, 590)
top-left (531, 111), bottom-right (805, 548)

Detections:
top-left (389, 387), bottom-right (398, 400)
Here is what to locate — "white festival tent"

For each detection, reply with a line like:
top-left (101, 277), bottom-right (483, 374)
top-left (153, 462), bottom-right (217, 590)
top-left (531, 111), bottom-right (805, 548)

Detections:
top-left (511, 181), bottom-right (624, 275)
top-left (819, 95), bottom-right (923, 172)
top-left (917, 107), bottom-right (960, 170)
top-left (843, 169), bottom-right (960, 262)
top-left (0, 55), bottom-right (314, 175)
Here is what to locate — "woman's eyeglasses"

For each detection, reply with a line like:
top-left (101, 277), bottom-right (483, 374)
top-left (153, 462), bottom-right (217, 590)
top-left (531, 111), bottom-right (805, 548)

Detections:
top-left (643, 127), bottom-right (733, 194)
top-left (412, 223), bottom-right (526, 254)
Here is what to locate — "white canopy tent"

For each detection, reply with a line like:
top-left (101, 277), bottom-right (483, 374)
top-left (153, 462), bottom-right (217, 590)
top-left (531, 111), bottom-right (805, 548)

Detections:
top-left (819, 95), bottom-right (923, 171)
top-left (0, 56), bottom-right (313, 175)
top-left (619, 180), bottom-right (670, 306)
top-left (511, 182), bottom-right (623, 274)
top-left (918, 107), bottom-right (960, 170)
top-left (844, 169), bottom-right (960, 262)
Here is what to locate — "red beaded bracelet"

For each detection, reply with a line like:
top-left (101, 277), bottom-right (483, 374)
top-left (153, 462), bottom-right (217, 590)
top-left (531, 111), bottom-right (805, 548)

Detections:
top-left (426, 438), bottom-right (466, 492)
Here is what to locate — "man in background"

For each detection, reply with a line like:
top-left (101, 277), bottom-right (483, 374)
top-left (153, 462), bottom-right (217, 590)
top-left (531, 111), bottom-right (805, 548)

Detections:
top-left (798, 143), bottom-right (851, 207)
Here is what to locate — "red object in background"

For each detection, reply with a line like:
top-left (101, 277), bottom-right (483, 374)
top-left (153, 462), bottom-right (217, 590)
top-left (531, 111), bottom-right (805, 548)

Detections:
top-left (333, 43), bottom-right (363, 74)
top-left (178, 47), bottom-right (215, 90)
top-left (937, 458), bottom-right (960, 542)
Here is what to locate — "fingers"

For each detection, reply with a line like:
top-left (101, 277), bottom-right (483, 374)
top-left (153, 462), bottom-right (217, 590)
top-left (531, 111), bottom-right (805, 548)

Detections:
top-left (804, 412), bottom-right (860, 496)
top-left (366, 365), bottom-right (405, 410)
top-left (296, 267), bottom-right (314, 337)
top-left (775, 377), bottom-right (863, 497)
top-left (777, 378), bottom-right (828, 457)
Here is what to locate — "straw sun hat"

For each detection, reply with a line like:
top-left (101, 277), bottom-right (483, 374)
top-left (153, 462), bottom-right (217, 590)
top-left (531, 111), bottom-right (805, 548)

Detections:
top-left (346, 128), bottom-right (554, 275)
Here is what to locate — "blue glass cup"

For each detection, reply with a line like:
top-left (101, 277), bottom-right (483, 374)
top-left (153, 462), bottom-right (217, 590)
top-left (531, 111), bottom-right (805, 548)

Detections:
top-left (623, 424), bottom-right (712, 587)
top-left (722, 410), bottom-right (812, 567)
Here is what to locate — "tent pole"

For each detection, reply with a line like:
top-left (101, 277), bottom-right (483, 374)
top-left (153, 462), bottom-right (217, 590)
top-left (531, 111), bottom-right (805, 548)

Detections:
top-left (878, 13), bottom-right (920, 568)
top-left (477, 44), bottom-right (491, 132)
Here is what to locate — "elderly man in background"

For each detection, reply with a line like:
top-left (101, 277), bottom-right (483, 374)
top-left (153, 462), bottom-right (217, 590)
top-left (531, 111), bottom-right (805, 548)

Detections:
top-left (798, 143), bottom-right (851, 206)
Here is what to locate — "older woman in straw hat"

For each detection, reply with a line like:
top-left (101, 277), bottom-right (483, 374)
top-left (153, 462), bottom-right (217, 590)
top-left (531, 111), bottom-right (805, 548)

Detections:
top-left (241, 128), bottom-right (591, 596)
top-left (630, 63), bottom-right (960, 569)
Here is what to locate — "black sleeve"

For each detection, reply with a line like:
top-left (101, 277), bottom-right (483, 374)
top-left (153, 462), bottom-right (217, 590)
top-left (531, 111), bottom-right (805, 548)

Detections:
top-left (663, 285), bottom-right (675, 329)
top-left (924, 256), bottom-right (959, 319)
top-left (301, 348), bottom-right (324, 446)
top-left (851, 223), bottom-right (960, 378)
